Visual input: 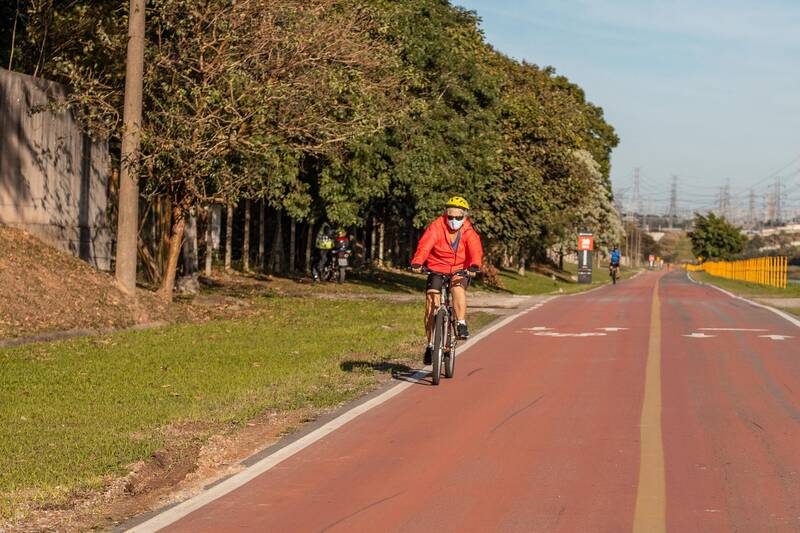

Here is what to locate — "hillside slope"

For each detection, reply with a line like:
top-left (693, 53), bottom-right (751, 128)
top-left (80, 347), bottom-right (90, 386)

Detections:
top-left (0, 225), bottom-right (166, 340)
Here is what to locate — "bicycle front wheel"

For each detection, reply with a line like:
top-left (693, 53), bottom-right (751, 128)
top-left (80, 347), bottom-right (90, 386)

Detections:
top-left (431, 308), bottom-right (446, 385)
top-left (444, 318), bottom-right (456, 379)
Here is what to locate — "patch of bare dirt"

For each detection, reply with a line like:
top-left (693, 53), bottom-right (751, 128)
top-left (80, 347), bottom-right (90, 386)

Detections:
top-left (0, 227), bottom-right (275, 342)
top-left (0, 226), bottom-right (169, 340)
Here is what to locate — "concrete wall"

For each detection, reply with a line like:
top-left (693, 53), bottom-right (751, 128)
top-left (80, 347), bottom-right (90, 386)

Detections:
top-left (0, 68), bottom-right (112, 270)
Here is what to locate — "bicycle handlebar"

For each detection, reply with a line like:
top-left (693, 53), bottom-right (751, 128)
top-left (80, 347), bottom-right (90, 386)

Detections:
top-left (408, 266), bottom-right (470, 277)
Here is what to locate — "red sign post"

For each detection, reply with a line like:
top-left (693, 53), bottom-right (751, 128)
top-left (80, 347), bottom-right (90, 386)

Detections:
top-left (577, 232), bottom-right (594, 283)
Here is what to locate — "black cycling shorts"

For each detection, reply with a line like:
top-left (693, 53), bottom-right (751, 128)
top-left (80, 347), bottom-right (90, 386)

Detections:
top-left (426, 273), bottom-right (470, 292)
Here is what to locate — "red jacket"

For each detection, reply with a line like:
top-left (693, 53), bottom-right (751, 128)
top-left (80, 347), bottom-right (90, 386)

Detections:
top-left (411, 215), bottom-right (483, 274)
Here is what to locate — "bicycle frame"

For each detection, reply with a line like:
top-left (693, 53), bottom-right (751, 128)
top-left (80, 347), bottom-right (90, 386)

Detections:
top-left (422, 267), bottom-right (467, 383)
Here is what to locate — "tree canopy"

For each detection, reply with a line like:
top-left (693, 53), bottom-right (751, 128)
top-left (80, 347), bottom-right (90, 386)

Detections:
top-left (1, 0), bottom-right (625, 292)
top-left (689, 213), bottom-right (746, 261)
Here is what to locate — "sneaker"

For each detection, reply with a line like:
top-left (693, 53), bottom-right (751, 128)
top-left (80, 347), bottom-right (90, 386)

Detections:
top-left (457, 322), bottom-right (469, 339)
top-left (424, 346), bottom-right (432, 365)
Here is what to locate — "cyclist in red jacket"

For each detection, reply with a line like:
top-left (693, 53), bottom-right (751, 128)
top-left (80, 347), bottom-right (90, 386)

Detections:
top-left (411, 196), bottom-right (483, 365)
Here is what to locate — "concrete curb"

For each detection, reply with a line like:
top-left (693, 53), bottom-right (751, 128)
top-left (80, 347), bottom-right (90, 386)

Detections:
top-left (0, 322), bottom-right (169, 349)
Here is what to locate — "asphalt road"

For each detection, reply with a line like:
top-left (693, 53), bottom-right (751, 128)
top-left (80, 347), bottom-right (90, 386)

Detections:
top-left (131, 270), bottom-right (800, 532)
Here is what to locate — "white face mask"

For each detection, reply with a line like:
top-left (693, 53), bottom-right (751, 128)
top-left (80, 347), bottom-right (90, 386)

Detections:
top-left (448, 217), bottom-right (465, 231)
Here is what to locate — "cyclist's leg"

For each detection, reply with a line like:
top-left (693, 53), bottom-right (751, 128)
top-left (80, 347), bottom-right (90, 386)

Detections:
top-left (425, 274), bottom-right (443, 344)
top-left (451, 285), bottom-right (466, 321)
top-left (425, 290), bottom-right (440, 343)
top-left (317, 250), bottom-right (328, 277)
top-left (451, 277), bottom-right (470, 338)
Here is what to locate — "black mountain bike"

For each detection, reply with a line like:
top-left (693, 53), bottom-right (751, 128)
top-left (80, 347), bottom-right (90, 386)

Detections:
top-left (420, 267), bottom-right (468, 385)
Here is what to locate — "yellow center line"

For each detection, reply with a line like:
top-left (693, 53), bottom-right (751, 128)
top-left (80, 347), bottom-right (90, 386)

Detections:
top-left (633, 279), bottom-right (666, 533)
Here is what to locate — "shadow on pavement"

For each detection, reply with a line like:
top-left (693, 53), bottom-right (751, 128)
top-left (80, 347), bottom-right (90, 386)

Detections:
top-left (339, 360), bottom-right (434, 386)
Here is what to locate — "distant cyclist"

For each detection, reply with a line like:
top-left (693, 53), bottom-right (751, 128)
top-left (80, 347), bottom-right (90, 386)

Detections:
top-left (609, 246), bottom-right (621, 280)
top-left (312, 223), bottom-right (334, 282)
top-left (411, 196), bottom-right (483, 365)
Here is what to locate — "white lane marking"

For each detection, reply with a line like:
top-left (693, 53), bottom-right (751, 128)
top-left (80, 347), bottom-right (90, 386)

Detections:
top-left (683, 333), bottom-right (717, 338)
top-left (125, 297), bottom-right (556, 532)
top-left (686, 272), bottom-right (800, 329)
top-left (698, 328), bottom-right (768, 332)
top-left (759, 335), bottom-right (795, 341)
top-left (535, 332), bottom-right (607, 337)
top-left (524, 326), bottom-right (554, 331)
top-left (597, 327), bottom-right (628, 332)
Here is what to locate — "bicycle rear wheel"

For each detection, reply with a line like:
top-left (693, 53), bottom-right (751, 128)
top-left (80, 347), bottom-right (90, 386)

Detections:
top-left (431, 308), bottom-right (446, 385)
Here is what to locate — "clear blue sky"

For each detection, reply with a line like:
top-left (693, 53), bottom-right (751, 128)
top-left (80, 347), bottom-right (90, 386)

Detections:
top-left (455, 0), bottom-right (800, 215)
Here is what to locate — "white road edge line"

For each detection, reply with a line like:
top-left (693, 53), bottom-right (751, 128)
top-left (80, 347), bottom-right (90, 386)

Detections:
top-left (125, 296), bottom-right (555, 532)
top-left (686, 271), bottom-right (800, 329)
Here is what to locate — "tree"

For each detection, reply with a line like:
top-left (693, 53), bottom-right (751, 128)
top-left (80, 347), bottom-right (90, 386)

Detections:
top-left (659, 231), bottom-right (694, 263)
top-left (116, 0), bottom-right (145, 295)
top-left (689, 213), bottom-right (746, 261)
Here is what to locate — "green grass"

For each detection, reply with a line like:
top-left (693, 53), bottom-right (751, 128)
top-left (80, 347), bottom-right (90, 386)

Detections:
top-left (691, 271), bottom-right (800, 298)
top-left (0, 297), bottom-right (496, 518)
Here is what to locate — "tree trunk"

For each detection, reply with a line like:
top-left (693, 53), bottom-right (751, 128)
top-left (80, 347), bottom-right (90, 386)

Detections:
top-left (243, 199), bottom-right (251, 272)
top-left (224, 202), bottom-right (233, 271)
top-left (115, 0), bottom-right (146, 294)
top-left (182, 208), bottom-right (198, 275)
top-left (305, 221), bottom-right (314, 275)
top-left (369, 218), bottom-right (377, 265)
top-left (258, 200), bottom-right (266, 272)
top-left (158, 204), bottom-right (186, 301)
top-left (377, 220), bottom-right (385, 267)
top-left (270, 211), bottom-right (283, 273)
top-left (407, 221), bottom-right (415, 264)
top-left (393, 228), bottom-right (400, 266)
top-left (204, 205), bottom-right (213, 276)
top-left (289, 218), bottom-right (297, 273)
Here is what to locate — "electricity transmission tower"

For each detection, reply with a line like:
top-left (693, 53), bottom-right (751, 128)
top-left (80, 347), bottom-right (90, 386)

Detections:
top-left (668, 175), bottom-right (678, 228)
top-left (748, 189), bottom-right (756, 228)
top-left (717, 180), bottom-right (731, 220)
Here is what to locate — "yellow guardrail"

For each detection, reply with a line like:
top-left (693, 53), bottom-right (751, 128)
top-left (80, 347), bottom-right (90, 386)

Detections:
top-left (686, 256), bottom-right (788, 288)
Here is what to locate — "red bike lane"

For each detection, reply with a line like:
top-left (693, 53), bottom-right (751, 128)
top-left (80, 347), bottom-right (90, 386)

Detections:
top-left (129, 270), bottom-right (800, 532)
top-left (150, 272), bottom-right (656, 532)
top-left (660, 273), bottom-right (800, 532)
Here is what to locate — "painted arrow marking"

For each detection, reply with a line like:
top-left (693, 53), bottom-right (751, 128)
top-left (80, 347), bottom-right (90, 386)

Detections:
top-left (683, 333), bottom-right (717, 338)
top-left (699, 328), bottom-right (768, 332)
top-left (534, 332), bottom-right (607, 337)
top-left (597, 327), bottom-right (628, 332)
top-left (759, 335), bottom-right (795, 341)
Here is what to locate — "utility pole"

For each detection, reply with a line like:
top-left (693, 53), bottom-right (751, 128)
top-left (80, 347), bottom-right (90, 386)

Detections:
top-left (668, 175), bottom-right (678, 228)
top-left (115, 0), bottom-right (146, 294)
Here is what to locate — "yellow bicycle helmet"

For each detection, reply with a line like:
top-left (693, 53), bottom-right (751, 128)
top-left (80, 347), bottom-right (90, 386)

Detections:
top-left (446, 196), bottom-right (470, 210)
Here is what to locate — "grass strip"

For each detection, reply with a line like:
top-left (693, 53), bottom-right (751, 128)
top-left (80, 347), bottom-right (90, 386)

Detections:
top-left (0, 296), bottom-right (495, 517)
top-left (692, 271), bottom-right (800, 298)
top-left (483, 264), bottom-right (638, 296)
